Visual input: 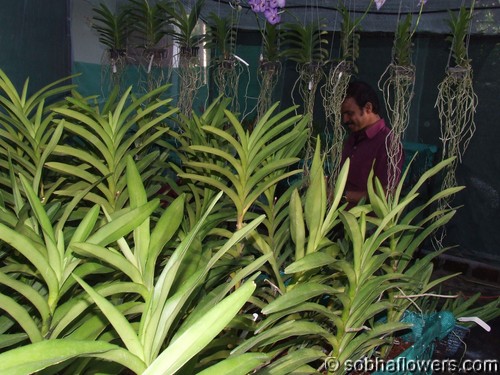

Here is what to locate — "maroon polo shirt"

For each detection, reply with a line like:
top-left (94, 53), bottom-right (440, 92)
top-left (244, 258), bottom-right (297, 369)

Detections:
top-left (341, 118), bottom-right (402, 193)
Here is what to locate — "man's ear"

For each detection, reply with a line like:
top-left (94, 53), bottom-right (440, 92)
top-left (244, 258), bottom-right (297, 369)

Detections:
top-left (364, 102), bottom-right (374, 113)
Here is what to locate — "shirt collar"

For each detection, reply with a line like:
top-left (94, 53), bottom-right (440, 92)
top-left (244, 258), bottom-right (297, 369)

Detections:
top-left (364, 118), bottom-right (385, 139)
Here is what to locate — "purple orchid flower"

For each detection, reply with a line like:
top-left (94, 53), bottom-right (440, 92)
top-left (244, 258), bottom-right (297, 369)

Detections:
top-left (264, 6), bottom-right (281, 25)
top-left (374, 0), bottom-right (386, 10)
top-left (248, 0), bottom-right (266, 13)
top-left (268, 0), bottom-right (286, 9)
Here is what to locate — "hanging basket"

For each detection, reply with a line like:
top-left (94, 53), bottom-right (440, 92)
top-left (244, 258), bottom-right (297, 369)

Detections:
top-left (144, 48), bottom-right (168, 60)
top-left (259, 60), bottom-right (281, 73)
top-left (108, 48), bottom-right (127, 60)
top-left (219, 57), bottom-right (236, 70)
top-left (446, 65), bottom-right (470, 79)
top-left (390, 64), bottom-right (415, 80)
top-left (180, 46), bottom-right (200, 59)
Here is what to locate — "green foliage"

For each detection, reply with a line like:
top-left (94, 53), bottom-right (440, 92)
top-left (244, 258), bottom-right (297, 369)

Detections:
top-left (205, 12), bottom-right (237, 61)
top-left (163, 0), bottom-right (205, 49)
top-left (0, 154), bottom-right (265, 374)
top-left (0, 164), bottom-right (159, 348)
top-left (447, 6), bottom-right (473, 67)
top-left (445, 294), bottom-right (500, 328)
top-left (128, 0), bottom-right (172, 50)
top-left (339, 5), bottom-right (360, 66)
top-left (166, 97), bottom-right (309, 232)
top-left (229, 140), bottom-right (465, 373)
top-left (91, 2), bottom-right (132, 51)
top-left (0, 69), bottom-right (76, 203)
top-left (46, 84), bottom-right (177, 212)
top-left (261, 22), bottom-right (282, 63)
top-left (392, 13), bottom-right (413, 67)
top-left (281, 22), bottom-right (329, 64)
top-left (0, 68), bottom-right (478, 374)
top-left (418, 292), bottom-right (500, 329)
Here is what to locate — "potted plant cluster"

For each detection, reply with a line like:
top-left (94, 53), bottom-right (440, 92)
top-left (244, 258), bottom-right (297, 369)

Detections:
top-left (1, 64), bottom-right (497, 375)
top-left (91, 0), bottom-right (207, 100)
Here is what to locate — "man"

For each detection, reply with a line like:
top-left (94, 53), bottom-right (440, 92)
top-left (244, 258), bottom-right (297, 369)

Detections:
top-left (340, 81), bottom-right (403, 205)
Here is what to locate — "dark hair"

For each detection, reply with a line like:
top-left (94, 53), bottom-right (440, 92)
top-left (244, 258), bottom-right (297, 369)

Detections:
top-left (345, 81), bottom-right (380, 115)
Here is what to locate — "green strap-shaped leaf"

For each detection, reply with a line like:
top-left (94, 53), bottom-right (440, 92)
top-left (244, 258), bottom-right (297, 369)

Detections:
top-left (52, 108), bottom-right (114, 152)
top-left (0, 272), bottom-right (50, 323)
top-left (189, 144), bottom-right (244, 176)
top-left (232, 320), bottom-right (332, 355)
top-left (177, 256), bottom-right (269, 336)
top-left (140, 191), bottom-right (224, 359)
top-left (0, 339), bottom-right (146, 375)
top-left (0, 333), bottom-right (28, 350)
top-left (0, 294), bottom-right (43, 343)
top-left (184, 161), bottom-right (242, 194)
top-left (245, 170), bottom-right (302, 212)
top-left (322, 159), bottom-right (349, 233)
top-left (45, 162), bottom-right (114, 204)
top-left (262, 283), bottom-right (340, 315)
top-left (126, 156), bottom-right (151, 272)
top-left (257, 347), bottom-right (325, 375)
top-left (68, 204), bottom-right (101, 245)
top-left (197, 353), bottom-right (270, 375)
top-left (248, 103), bottom-right (294, 150)
top-left (33, 120), bottom-right (64, 194)
top-left (178, 173), bottom-right (240, 209)
top-left (0, 224), bottom-right (58, 303)
top-left (71, 243), bottom-right (143, 284)
top-left (285, 251), bottom-right (338, 274)
top-left (18, 175), bottom-right (56, 244)
top-left (146, 194), bottom-right (185, 281)
top-left (73, 274), bottom-right (145, 361)
top-left (87, 199), bottom-right (159, 246)
top-left (143, 280), bottom-right (256, 375)
top-left (51, 281), bottom-right (146, 339)
top-left (289, 188), bottom-right (305, 260)
top-left (52, 145), bottom-right (110, 177)
top-left (146, 213), bottom-right (266, 360)
top-left (305, 138), bottom-right (326, 255)
top-left (249, 113), bottom-right (304, 160)
top-left (246, 157), bottom-right (299, 193)
top-left (203, 124), bottom-right (248, 166)
top-left (339, 211), bottom-right (363, 281)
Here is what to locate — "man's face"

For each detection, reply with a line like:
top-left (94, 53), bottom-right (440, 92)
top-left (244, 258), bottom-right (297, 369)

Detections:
top-left (341, 97), bottom-right (369, 133)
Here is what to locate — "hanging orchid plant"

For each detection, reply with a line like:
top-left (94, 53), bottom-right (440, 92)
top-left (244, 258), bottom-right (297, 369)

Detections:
top-left (248, 0), bottom-right (285, 25)
top-left (434, 5), bottom-right (477, 247)
top-left (255, 22), bottom-right (282, 121)
top-left (377, 0), bottom-right (429, 194)
top-left (322, 4), bottom-right (361, 187)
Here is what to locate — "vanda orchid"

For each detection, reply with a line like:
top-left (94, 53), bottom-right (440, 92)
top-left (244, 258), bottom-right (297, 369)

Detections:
top-left (249, 0), bottom-right (285, 25)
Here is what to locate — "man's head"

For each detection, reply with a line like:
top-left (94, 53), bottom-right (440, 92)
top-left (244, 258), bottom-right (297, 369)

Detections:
top-left (341, 81), bottom-right (381, 133)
